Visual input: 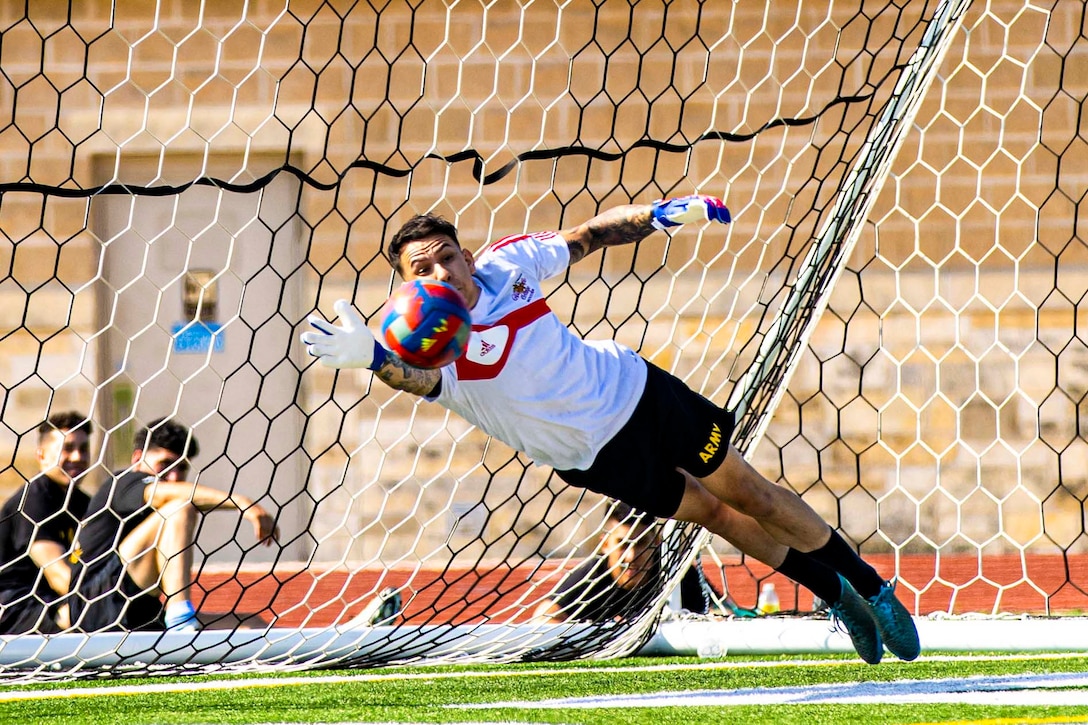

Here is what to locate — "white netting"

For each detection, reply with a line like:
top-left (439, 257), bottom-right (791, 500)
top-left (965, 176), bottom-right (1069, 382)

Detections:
top-left (0, 0), bottom-right (1080, 679)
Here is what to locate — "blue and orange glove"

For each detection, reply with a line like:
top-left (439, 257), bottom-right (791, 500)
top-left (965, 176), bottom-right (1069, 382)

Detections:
top-left (650, 195), bottom-right (731, 230)
top-left (301, 299), bottom-right (388, 371)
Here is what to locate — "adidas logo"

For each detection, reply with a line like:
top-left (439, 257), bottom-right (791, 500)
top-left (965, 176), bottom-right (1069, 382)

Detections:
top-left (467, 326), bottom-right (509, 365)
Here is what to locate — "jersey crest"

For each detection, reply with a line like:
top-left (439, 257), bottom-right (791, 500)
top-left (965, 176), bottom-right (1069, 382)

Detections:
top-left (511, 275), bottom-right (535, 301)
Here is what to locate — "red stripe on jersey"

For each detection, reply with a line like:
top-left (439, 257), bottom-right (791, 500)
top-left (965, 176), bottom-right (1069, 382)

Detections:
top-left (455, 297), bottom-right (551, 381)
top-left (486, 233), bottom-right (534, 254)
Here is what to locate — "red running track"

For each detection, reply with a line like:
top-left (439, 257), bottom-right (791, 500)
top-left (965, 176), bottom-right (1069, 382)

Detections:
top-left (192, 553), bottom-right (1088, 629)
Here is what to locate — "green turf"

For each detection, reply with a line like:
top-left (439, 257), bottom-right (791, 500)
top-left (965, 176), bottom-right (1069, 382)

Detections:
top-left (0, 654), bottom-right (1086, 724)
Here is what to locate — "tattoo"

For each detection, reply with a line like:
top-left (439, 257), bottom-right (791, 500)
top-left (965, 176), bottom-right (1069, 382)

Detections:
top-left (376, 355), bottom-right (442, 396)
top-left (565, 204), bottom-right (656, 264)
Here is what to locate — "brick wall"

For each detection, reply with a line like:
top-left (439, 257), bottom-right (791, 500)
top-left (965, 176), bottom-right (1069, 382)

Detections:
top-left (0, 2), bottom-right (1082, 571)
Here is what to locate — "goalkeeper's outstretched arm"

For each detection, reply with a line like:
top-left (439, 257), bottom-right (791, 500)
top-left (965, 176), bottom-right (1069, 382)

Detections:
top-left (375, 356), bottom-right (442, 396)
top-left (561, 196), bottom-right (731, 265)
top-left (301, 299), bottom-right (441, 396)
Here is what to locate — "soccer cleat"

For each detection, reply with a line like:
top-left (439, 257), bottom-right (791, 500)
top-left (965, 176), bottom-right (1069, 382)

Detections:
top-left (723, 601), bottom-right (760, 619)
top-left (829, 575), bottom-right (883, 664)
top-left (867, 579), bottom-right (921, 661)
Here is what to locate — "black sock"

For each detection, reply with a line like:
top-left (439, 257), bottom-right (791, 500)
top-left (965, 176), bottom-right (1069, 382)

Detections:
top-left (806, 529), bottom-right (885, 599)
top-left (775, 548), bottom-right (843, 605)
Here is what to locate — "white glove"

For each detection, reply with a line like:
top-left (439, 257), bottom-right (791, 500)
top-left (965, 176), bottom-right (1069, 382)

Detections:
top-left (300, 299), bottom-right (388, 371)
top-left (650, 195), bottom-right (731, 230)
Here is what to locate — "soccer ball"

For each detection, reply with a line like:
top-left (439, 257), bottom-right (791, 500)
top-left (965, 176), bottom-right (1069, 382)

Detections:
top-left (380, 279), bottom-right (472, 368)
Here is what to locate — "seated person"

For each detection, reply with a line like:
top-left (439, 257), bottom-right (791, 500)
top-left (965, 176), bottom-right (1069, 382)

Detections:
top-left (0, 412), bottom-right (93, 633)
top-left (70, 418), bottom-right (278, 632)
top-left (534, 502), bottom-right (716, 623)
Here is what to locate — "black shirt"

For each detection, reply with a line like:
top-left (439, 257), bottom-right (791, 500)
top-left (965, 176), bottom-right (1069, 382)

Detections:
top-left (75, 470), bottom-right (158, 571)
top-left (0, 475), bottom-right (89, 605)
top-left (551, 556), bottom-right (661, 622)
top-left (551, 556), bottom-right (713, 622)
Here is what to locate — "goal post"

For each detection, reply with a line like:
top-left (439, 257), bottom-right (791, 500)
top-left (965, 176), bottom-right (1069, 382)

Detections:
top-left (0, 0), bottom-right (1082, 679)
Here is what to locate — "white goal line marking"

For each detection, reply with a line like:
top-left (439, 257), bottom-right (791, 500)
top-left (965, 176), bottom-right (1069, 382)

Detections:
top-left (0, 653), bottom-right (1083, 703)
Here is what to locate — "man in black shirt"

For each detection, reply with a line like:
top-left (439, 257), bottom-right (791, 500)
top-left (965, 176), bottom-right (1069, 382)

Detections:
top-left (534, 502), bottom-right (716, 623)
top-left (534, 503), bottom-right (759, 623)
top-left (533, 503), bottom-right (660, 623)
top-left (0, 412), bottom-right (92, 633)
top-left (71, 418), bottom-right (278, 632)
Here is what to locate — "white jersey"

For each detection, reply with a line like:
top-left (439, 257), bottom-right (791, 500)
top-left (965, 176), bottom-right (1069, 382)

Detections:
top-left (429, 231), bottom-right (647, 470)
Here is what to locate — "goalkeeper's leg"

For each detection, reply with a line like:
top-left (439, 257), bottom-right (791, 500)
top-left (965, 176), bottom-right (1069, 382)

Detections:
top-left (674, 464), bottom-right (918, 662)
top-left (686, 446), bottom-right (889, 594)
top-left (674, 472), bottom-right (843, 602)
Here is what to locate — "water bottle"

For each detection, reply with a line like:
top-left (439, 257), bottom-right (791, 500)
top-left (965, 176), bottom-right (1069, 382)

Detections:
top-left (757, 582), bottom-right (780, 614)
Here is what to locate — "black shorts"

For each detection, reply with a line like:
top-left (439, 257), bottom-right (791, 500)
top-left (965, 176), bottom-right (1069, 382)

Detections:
top-left (0, 590), bottom-right (62, 635)
top-left (556, 361), bottom-right (735, 517)
top-left (69, 553), bottom-right (164, 632)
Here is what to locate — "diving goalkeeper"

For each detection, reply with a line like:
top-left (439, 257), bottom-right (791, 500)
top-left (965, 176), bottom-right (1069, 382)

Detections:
top-left (300, 196), bottom-right (920, 664)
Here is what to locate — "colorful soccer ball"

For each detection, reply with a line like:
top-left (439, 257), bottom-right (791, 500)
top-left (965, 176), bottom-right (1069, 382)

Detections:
top-left (380, 279), bottom-right (472, 368)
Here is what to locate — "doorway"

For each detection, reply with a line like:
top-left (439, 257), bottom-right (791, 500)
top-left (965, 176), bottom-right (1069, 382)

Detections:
top-left (91, 155), bottom-right (310, 564)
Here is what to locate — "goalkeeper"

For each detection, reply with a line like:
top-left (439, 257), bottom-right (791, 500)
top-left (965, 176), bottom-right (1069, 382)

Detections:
top-left (301, 196), bottom-right (920, 664)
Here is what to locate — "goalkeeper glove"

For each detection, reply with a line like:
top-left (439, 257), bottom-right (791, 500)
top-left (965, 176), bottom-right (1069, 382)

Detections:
top-left (301, 299), bottom-right (388, 371)
top-left (650, 195), bottom-right (731, 230)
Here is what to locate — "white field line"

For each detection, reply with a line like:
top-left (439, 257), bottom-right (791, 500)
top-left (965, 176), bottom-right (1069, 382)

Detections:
top-left (0, 653), bottom-right (1084, 704)
top-left (457, 671), bottom-right (1088, 709)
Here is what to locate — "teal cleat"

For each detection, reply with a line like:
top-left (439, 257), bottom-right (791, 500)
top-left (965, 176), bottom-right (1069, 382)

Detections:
top-left (829, 575), bottom-right (883, 664)
top-left (868, 579), bottom-right (921, 661)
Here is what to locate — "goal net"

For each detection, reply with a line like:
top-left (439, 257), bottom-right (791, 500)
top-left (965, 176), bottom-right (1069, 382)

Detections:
top-left (0, 0), bottom-right (1081, 678)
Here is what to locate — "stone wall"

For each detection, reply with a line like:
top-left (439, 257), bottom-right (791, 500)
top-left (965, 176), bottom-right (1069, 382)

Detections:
top-left (0, 1), bottom-right (1082, 562)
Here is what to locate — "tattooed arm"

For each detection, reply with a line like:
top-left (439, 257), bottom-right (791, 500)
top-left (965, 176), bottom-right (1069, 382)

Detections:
top-left (374, 356), bottom-right (442, 397)
top-left (561, 204), bottom-right (656, 265)
top-left (562, 196), bottom-right (732, 265)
